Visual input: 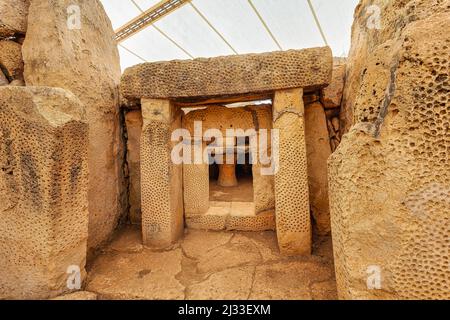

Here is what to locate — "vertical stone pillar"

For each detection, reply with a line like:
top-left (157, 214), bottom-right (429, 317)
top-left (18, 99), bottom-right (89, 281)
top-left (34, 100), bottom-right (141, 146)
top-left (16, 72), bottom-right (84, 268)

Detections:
top-left (140, 98), bottom-right (184, 248)
top-left (183, 138), bottom-right (209, 215)
top-left (273, 88), bottom-right (311, 256)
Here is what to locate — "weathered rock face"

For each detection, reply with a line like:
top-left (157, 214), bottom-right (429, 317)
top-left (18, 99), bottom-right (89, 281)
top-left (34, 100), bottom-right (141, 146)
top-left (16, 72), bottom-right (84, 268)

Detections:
top-left (125, 110), bottom-right (142, 225)
top-left (321, 64), bottom-right (345, 109)
top-left (0, 0), bottom-right (29, 36)
top-left (305, 102), bottom-right (331, 235)
top-left (0, 40), bottom-right (24, 80)
top-left (329, 0), bottom-right (450, 300)
top-left (0, 86), bottom-right (88, 299)
top-left (22, 0), bottom-right (124, 252)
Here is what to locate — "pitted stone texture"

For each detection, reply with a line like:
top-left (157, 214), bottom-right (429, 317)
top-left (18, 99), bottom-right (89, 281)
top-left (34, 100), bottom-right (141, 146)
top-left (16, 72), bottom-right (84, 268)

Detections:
top-left (273, 89), bottom-right (311, 256)
top-left (321, 64), bottom-right (345, 109)
top-left (0, 0), bottom-right (29, 36)
top-left (22, 0), bottom-right (123, 253)
top-left (183, 104), bottom-right (273, 136)
top-left (183, 162), bottom-right (210, 215)
top-left (0, 86), bottom-right (88, 299)
top-left (305, 102), bottom-right (332, 235)
top-left (125, 110), bottom-right (142, 224)
top-left (121, 47), bottom-right (333, 103)
top-left (141, 99), bottom-right (184, 248)
top-left (330, 3), bottom-right (450, 300)
top-left (0, 40), bottom-right (24, 80)
top-left (340, 0), bottom-right (450, 137)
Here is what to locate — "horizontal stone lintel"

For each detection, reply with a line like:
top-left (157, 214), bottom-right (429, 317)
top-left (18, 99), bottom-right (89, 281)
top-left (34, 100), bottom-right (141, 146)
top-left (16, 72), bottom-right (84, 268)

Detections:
top-left (120, 47), bottom-right (332, 105)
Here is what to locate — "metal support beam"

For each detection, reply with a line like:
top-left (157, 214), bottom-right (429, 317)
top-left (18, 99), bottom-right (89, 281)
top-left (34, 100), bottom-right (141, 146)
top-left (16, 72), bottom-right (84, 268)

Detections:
top-left (115, 0), bottom-right (192, 43)
top-left (306, 0), bottom-right (328, 46)
top-left (189, 2), bottom-right (238, 55)
top-left (247, 0), bottom-right (283, 51)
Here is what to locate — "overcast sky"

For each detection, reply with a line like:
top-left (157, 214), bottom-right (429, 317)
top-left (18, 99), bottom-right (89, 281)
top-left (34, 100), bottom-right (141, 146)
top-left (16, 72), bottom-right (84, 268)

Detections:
top-left (100, 0), bottom-right (360, 71)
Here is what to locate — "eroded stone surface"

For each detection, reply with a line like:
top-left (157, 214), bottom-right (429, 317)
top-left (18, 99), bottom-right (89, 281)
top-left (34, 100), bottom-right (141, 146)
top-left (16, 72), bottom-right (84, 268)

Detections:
top-left (321, 64), bottom-right (345, 109)
top-left (0, 86), bottom-right (88, 299)
top-left (305, 102), bottom-right (332, 235)
top-left (0, 40), bottom-right (24, 80)
top-left (330, 1), bottom-right (450, 300)
top-left (86, 249), bottom-right (184, 300)
top-left (121, 47), bottom-right (333, 103)
top-left (188, 267), bottom-right (254, 300)
top-left (87, 226), bottom-right (336, 300)
top-left (0, 0), bottom-right (29, 36)
top-left (22, 0), bottom-right (124, 253)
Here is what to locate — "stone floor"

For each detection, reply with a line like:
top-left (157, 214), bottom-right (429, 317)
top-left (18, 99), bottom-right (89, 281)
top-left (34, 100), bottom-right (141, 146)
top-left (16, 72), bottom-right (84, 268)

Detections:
top-left (85, 225), bottom-right (337, 300)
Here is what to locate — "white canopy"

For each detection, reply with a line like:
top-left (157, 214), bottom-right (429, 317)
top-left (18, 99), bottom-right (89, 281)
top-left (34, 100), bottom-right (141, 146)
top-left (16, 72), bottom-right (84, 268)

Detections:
top-left (100, 0), bottom-right (359, 71)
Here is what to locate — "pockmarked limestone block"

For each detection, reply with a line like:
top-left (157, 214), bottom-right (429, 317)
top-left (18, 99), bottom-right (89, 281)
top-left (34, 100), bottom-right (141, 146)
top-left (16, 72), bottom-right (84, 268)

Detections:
top-left (121, 47), bottom-right (333, 104)
top-left (321, 64), bottom-right (345, 108)
top-left (125, 110), bottom-right (143, 224)
top-left (0, 86), bottom-right (88, 299)
top-left (0, 40), bottom-right (24, 80)
top-left (273, 88), bottom-right (311, 256)
top-left (183, 139), bottom-right (209, 216)
top-left (141, 99), bottom-right (184, 248)
top-left (22, 0), bottom-right (124, 252)
top-left (0, 0), bottom-right (29, 36)
top-left (330, 1), bottom-right (450, 300)
top-left (305, 102), bottom-right (331, 235)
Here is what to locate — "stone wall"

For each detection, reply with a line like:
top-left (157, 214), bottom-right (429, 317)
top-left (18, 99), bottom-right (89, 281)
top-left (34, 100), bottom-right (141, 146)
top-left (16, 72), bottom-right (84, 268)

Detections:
top-left (22, 0), bottom-right (125, 254)
top-left (329, 0), bottom-right (449, 300)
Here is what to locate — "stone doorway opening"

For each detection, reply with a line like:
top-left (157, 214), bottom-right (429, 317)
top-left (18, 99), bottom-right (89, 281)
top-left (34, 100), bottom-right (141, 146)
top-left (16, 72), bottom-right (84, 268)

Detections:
top-left (209, 161), bottom-right (254, 203)
top-left (129, 48), bottom-right (333, 255)
top-left (182, 103), bottom-right (275, 231)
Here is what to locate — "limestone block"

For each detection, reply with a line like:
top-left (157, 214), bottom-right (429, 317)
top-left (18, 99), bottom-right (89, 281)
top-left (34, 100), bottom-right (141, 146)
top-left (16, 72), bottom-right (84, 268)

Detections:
top-left (22, 0), bottom-right (123, 252)
top-left (330, 3), bottom-right (450, 300)
top-left (0, 40), bottom-right (24, 80)
top-left (125, 110), bottom-right (143, 224)
top-left (305, 102), bottom-right (332, 235)
top-left (141, 99), bottom-right (184, 248)
top-left (321, 64), bottom-right (345, 108)
top-left (252, 163), bottom-right (275, 214)
top-left (0, 86), bottom-right (88, 299)
top-left (0, 0), bottom-right (29, 36)
top-left (339, 0), bottom-right (449, 137)
top-left (121, 47), bottom-right (333, 104)
top-left (183, 141), bottom-right (209, 216)
top-left (273, 88), bottom-right (311, 256)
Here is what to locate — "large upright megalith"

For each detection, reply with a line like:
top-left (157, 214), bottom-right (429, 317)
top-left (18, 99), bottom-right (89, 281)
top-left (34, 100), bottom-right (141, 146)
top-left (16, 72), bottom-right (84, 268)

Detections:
top-left (329, 0), bottom-right (449, 300)
top-left (0, 86), bottom-right (88, 299)
top-left (22, 0), bottom-right (124, 252)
